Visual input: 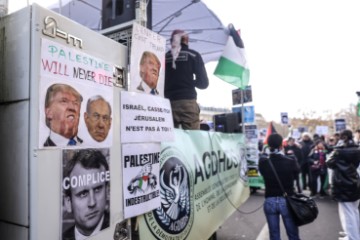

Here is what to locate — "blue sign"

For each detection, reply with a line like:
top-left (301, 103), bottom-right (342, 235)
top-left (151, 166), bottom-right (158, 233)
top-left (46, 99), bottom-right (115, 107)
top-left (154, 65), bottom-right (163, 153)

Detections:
top-left (232, 106), bottom-right (255, 123)
top-left (335, 119), bottom-right (346, 132)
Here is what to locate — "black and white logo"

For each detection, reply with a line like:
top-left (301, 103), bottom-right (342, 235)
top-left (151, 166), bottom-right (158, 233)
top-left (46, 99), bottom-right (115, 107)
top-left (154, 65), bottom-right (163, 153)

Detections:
top-left (145, 147), bottom-right (194, 239)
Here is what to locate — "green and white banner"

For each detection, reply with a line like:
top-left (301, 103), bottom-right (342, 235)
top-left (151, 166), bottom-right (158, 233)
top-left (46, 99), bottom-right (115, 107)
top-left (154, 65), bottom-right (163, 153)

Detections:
top-left (138, 129), bottom-right (250, 240)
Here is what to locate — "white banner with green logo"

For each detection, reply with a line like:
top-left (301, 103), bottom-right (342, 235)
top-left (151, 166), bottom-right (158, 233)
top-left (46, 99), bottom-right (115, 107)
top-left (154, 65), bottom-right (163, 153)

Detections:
top-left (138, 129), bottom-right (250, 239)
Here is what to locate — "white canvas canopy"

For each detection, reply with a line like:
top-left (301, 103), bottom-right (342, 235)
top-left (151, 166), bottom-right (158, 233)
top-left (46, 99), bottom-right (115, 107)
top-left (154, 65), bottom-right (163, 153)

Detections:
top-left (49, 0), bottom-right (230, 63)
top-left (152, 0), bottom-right (229, 63)
top-left (49, 0), bottom-right (102, 31)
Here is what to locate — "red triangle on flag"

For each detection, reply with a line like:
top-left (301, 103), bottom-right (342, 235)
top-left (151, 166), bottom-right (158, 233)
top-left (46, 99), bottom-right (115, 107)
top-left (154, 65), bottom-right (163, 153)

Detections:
top-left (263, 121), bottom-right (277, 145)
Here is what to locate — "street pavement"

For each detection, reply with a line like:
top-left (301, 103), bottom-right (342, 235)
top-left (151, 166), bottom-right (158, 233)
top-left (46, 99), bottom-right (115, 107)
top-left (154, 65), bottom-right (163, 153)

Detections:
top-left (216, 189), bottom-right (343, 240)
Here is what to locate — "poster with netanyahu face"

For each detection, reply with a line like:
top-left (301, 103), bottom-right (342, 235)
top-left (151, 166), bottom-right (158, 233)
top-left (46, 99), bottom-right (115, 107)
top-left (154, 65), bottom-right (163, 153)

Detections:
top-left (39, 38), bottom-right (114, 148)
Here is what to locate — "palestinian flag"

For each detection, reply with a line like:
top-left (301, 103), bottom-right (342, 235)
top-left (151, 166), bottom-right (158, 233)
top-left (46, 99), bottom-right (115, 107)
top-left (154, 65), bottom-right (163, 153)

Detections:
top-left (214, 25), bottom-right (250, 89)
top-left (263, 121), bottom-right (277, 145)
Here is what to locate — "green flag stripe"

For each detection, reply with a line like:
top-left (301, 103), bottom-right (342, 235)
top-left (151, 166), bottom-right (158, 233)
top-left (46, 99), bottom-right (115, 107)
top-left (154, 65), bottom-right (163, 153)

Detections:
top-left (214, 57), bottom-right (248, 78)
top-left (214, 57), bottom-right (250, 88)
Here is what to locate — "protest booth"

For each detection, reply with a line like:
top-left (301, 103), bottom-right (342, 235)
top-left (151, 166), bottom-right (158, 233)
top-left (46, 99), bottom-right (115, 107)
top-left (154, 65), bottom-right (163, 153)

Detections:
top-left (0, 2), bottom-right (250, 240)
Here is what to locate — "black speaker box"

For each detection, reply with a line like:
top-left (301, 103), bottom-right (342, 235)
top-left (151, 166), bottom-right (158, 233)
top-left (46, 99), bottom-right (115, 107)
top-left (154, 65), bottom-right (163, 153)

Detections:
top-left (102, 0), bottom-right (152, 30)
top-left (214, 112), bottom-right (241, 133)
top-left (102, 0), bottom-right (135, 29)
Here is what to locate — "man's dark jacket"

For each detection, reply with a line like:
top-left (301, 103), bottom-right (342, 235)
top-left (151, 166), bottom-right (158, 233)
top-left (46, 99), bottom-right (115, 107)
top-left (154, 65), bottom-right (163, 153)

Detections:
top-left (164, 43), bottom-right (209, 101)
top-left (299, 139), bottom-right (314, 166)
top-left (326, 141), bottom-right (360, 202)
top-left (284, 144), bottom-right (304, 166)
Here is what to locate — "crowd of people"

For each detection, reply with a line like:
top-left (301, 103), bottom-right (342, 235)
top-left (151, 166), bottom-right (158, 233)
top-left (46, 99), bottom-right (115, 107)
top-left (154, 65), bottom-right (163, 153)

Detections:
top-left (278, 130), bottom-right (360, 198)
top-left (259, 129), bottom-right (360, 240)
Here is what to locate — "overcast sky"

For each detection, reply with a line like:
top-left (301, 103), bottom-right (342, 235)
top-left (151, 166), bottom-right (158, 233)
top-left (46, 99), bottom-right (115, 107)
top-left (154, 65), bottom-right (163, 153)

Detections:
top-left (201, 0), bottom-right (360, 122)
top-left (9, 0), bottom-right (360, 123)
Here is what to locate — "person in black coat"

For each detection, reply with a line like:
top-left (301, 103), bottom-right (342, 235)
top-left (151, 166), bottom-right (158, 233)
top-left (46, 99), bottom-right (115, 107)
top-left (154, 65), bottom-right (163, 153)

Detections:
top-left (326, 129), bottom-right (360, 240)
top-left (284, 137), bottom-right (303, 193)
top-left (259, 133), bottom-right (301, 240)
top-left (164, 29), bottom-right (209, 130)
top-left (299, 132), bottom-right (314, 190)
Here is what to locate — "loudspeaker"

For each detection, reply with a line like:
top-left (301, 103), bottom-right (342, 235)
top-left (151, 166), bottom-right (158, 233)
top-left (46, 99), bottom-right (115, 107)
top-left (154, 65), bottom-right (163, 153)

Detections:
top-left (102, 0), bottom-right (152, 30)
top-left (214, 112), bottom-right (241, 133)
top-left (102, 0), bottom-right (135, 29)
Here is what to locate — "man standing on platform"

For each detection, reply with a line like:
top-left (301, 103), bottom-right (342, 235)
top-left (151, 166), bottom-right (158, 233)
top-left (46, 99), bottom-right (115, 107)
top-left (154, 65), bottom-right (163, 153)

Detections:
top-left (165, 29), bottom-right (209, 130)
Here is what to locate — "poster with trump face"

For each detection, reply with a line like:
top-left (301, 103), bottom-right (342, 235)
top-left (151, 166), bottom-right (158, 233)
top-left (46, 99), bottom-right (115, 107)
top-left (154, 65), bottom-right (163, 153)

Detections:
top-left (39, 38), bottom-right (114, 148)
top-left (130, 22), bottom-right (166, 96)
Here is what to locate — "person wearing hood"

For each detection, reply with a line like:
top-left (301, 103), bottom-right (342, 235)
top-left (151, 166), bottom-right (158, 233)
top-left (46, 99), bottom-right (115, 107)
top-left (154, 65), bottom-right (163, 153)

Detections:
top-left (326, 129), bottom-right (360, 240)
top-left (164, 29), bottom-right (209, 130)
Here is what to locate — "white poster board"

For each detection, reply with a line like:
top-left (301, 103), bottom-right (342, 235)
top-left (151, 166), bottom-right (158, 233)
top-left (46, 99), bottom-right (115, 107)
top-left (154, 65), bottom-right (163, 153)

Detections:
top-left (120, 91), bottom-right (174, 143)
top-left (245, 124), bottom-right (259, 166)
top-left (122, 143), bottom-right (161, 219)
top-left (291, 128), bottom-right (301, 140)
top-left (129, 22), bottom-right (166, 96)
top-left (315, 125), bottom-right (328, 136)
top-left (39, 38), bottom-right (114, 148)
